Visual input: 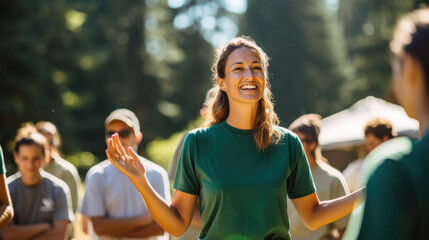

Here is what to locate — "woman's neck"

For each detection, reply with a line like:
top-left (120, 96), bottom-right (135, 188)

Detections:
top-left (226, 101), bottom-right (259, 130)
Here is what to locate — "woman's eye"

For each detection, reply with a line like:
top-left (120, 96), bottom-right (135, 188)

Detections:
top-left (233, 67), bottom-right (243, 71)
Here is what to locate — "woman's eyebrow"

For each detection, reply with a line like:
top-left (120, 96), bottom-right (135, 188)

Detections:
top-left (231, 60), bottom-right (261, 66)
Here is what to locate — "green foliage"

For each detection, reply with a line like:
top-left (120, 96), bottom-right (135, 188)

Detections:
top-left (0, 0), bottom-right (199, 176)
top-left (337, 0), bottom-right (427, 104)
top-left (146, 117), bottom-right (204, 170)
top-left (239, 0), bottom-right (349, 125)
top-left (2, 0), bottom-right (426, 179)
top-left (66, 151), bottom-right (99, 176)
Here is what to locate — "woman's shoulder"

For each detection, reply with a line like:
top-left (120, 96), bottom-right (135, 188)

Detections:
top-left (186, 123), bottom-right (225, 138)
top-left (274, 125), bottom-right (300, 144)
top-left (187, 126), bottom-right (210, 138)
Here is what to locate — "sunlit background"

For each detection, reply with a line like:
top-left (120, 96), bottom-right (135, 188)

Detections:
top-left (1, 0), bottom-right (427, 174)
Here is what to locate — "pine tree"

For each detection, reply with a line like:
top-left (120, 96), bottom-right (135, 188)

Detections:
top-left (240, 0), bottom-right (349, 125)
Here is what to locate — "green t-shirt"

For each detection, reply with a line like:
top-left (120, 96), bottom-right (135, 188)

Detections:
top-left (0, 145), bottom-right (6, 175)
top-left (174, 121), bottom-right (316, 240)
top-left (342, 137), bottom-right (413, 240)
top-left (357, 134), bottom-right (429, 240)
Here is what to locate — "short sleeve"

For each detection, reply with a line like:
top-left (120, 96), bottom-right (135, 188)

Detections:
top-left (173, 133), bottom-right (200, 195)
top-left (53, 183), bottom-right (74, 222)
top-left (79, 171), bottom-right (105, 217)
top-left (0, 145), bottom-right (6, 174)
top-left (358, 159), bottom-right (417, 240)
top-left (286, 134), bottom-right (316, 199)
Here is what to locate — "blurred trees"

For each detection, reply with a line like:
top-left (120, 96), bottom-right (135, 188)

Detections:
top-left (0, 0), bottom-right (214, 174)
top-left (240, 0), bottom-right (349, 126)
top-left (1, 0), bottom-right (427, 175)
top-left (1, 0), bottom-right (84, 172)
top-left (338, 0), bottom-right (416, 103)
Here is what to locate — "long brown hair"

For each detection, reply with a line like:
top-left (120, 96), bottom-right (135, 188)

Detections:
top-left (204, 36), bottom-right (283, 151)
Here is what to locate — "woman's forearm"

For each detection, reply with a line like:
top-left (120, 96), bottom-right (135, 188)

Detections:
top-left (292, 187), bottom-right (365, 231)
top-left (133, 177), bottom-right (196, 237)
top-left (310, 187), bottom-right (364, 230)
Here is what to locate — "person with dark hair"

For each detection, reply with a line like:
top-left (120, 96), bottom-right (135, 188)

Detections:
top-left (1, 123), bottom-right (73, 240)
top-left (357, 8), bottom-right (429, 239)
top-left (343, 117), bottom-right (395, 192)
top-left (288, 114), bottom-right (350, 240)
top-left (106, 37), bottom-right (364, 240)
top-left (36, 121), bottom-right (82, 213)
top-left (80, 109), bottom-right (171, 240)
top-left (0, 145), bottom-right (13, 229)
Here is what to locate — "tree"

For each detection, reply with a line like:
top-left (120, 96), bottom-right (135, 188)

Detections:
top-left (337, 0), bottom-right (427, 103)
top-left (240, 0), bottom-right (349, 125)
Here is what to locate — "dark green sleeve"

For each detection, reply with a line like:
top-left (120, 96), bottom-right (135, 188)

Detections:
top-left (173, 133), bottom-right (200, 195)
top-left (358, 159), bottom-right (417, 240)
top-left (287, 133), bottom-right (316, 199)
top-left (0, 145), bottom-right (6, 174)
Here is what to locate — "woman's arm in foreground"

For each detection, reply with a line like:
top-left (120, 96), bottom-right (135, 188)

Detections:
top-left (291, 187), bottom-right (365, 231)
top-left (106, 134), bottom-right (198, 237)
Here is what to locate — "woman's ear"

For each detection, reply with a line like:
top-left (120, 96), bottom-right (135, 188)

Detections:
top-left (216, 77), bottom-right (226, 91)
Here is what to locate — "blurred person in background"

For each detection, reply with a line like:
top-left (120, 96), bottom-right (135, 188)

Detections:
top-left (167, 89), bottom-right (216, 240)
top-left (357, 7), bottom-right (429, 239)
top-left (288, 114), bottom-right (350, 240)
top-left (0, 145), bottom-right (13, 229)
top-left (342, 117), bottom-right (394, 192)
top-left (80, 109), bottom-right (171, 240)
top-left (1, 123), bottom-right (73, 239)
top-left (36, 121), bottom-right (81, 213)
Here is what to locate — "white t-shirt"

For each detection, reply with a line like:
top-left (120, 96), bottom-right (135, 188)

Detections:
top-left (342, 159), bottom-right (364, 192)
top-left (80, 158), bottom-right (171, 240)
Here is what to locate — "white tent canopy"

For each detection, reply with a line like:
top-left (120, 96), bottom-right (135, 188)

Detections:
top-left (319, 96), bottom-right (419, 150)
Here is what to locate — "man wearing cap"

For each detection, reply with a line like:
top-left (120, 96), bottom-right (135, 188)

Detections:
top-left (80, 109), bottom-right (171, 240)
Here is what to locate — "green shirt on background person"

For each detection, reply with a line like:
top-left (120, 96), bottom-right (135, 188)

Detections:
top-left (174, 121), bottom-right (315, 240)
top-left (342, 137), bottom-right (413, 240)
top-left (357, 134), bottom-right (429, 239)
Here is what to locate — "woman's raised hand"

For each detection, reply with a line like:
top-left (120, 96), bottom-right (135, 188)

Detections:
top-left (106, 133), bottom-right (146, 183)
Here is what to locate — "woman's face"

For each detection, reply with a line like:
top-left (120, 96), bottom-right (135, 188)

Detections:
top-left (217, 46), bottom-right (265, 105)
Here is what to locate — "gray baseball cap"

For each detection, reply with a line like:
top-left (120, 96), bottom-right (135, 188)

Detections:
top-left (105, 109), bottom-right (140, 134)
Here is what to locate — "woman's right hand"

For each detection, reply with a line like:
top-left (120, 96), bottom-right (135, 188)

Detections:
top-left (106, 133), bottom-right (146, 183)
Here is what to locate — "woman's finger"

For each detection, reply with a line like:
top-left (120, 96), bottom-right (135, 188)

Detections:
top-left (113, 134), bottom-right (127, 157)
top-left (108, 138), bottom-right (122, 163)
top-left (110, 135), bottom-right (126, 162)
top-left (106, 149), bottom-right (119, 166)
top-left (127, 147), bottom-right (140, 161)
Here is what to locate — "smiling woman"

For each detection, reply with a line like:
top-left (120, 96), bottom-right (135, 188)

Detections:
top-left (106, 36), bottom-right (365, 240)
